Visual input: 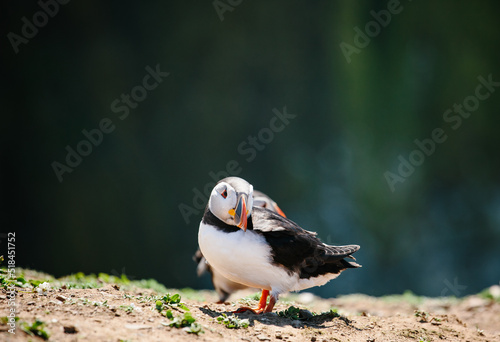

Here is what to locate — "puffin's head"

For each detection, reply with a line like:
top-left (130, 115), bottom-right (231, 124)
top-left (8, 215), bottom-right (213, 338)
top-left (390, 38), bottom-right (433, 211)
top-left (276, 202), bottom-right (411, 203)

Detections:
top-left (253, 190), bottom-right (287, 218)
top-left (208, 177), bottom-right (254, 231)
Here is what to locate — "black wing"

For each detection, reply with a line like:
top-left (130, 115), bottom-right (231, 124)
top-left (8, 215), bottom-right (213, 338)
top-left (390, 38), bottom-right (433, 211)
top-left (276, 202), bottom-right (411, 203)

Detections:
top-left (249, 207), bottom-right (361, 278)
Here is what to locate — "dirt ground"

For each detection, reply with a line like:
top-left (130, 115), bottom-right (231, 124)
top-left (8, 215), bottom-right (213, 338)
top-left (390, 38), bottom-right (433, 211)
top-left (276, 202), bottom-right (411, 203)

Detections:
top-left (1, 270), bottom-right (499, 342)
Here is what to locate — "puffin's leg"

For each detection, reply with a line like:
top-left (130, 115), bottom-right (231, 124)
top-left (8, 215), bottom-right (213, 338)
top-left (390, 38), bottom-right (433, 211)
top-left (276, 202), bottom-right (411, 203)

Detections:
top-left (263, 294), bottom-right (277, 313)
top-left (256, 289), bottom-right (269, 310)
top-left (233, 289), bottom-right (269, 314)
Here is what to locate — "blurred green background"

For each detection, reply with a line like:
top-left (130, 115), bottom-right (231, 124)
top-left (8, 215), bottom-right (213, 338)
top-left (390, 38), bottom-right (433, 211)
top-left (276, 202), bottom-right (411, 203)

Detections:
top-left (2, 1), bottom-right (499, 298)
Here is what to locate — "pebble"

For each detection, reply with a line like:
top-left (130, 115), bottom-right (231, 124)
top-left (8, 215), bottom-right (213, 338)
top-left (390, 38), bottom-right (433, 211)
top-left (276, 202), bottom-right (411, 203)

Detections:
top-left (63, 325), bottom-right (78, 334)
top-left (125, 324), bottom-right (152, 330)
top-left (56, 295), bottom-right (67, 302)
top-left (297, 292), bottom-right (315, 305)
top-left (490, 284), bottom-right (500, 299)
top-left (256, 335), bottom-right (271, 341)
top-left (27, 301), bottom-right (36, 305)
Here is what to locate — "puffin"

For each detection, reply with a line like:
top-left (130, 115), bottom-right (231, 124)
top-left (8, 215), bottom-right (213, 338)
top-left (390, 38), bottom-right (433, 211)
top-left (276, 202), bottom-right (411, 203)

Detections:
top-left (198, 177), bottom-right (361, 314)
top-left (194, 190), bottom-right (288, 303)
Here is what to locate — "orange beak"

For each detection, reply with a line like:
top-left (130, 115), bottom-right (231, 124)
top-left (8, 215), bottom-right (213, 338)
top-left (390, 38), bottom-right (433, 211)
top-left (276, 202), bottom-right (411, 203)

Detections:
top-left (273, 203), bottom-right (286, 218)
top-left (234, 194), bottom-right (248, 231)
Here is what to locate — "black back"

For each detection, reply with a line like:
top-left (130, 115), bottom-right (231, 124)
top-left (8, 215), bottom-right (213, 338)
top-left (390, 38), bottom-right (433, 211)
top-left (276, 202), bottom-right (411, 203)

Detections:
top-left (249, 207), bottom-right (360, 279)
top-left (203, 205), bottom-right (361, 279)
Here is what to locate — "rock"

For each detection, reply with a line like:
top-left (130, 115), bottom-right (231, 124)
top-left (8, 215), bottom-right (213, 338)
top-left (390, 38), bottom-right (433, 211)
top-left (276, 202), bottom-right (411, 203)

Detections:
top-left (256, 335), bottom-right (271, 341)
top-left (299, 309), bottom-right (314, 319)
top-left (27, 301), bottom-right (36, 305)
top-left (125, 324), bottom-right (152, 330)
top-left (64, 325), bottom-right (78, 334)
top-left (297, 292), bottom-right (315, 305)
top-left (55, 295), bottom-right (67, 302)
top-left (489, 285), bottom-right (500, 299)
top-left (464, 297), bottom-right (488, 310)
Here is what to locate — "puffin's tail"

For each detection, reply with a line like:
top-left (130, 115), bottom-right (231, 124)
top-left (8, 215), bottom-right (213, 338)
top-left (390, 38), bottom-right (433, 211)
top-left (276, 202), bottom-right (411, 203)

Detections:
top-left (325, 244), bottom-right (362, 268)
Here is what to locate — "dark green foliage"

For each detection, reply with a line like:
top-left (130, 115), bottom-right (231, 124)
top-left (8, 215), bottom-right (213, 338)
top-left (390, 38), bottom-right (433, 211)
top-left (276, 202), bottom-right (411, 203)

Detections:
top-left (21, 319), bottom-right (50, 340)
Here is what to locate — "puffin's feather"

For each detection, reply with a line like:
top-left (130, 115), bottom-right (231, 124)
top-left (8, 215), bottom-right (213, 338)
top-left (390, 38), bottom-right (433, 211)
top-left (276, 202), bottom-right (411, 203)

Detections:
top-left (248, 207), bottom-right (361, 279)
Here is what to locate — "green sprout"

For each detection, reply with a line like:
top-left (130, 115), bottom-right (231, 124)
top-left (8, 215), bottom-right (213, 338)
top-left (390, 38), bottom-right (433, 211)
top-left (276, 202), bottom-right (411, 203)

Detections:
top-left (155, 293), bottom-right (189, 313)
top-left (414, 310), bottom-right (429, 322)
top-left (1, 316), bottom-right (19, 324)
top-left (168, 312), bottom-right (204, 334)
top-left (21, 319), bottom-right (50, 340)
top-left (119, 304), bottom-right (135, 313)
top-left (277, 306), bottom-right (316, 320)
top-left (216, 313), bottom-right (250, 329)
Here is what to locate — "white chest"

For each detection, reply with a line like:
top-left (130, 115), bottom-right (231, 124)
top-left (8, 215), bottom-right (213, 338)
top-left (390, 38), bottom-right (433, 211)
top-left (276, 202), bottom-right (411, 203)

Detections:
top-left (198, 223), bottom-right (289, 291)
top-left (198, 222), bottom-right (340, 295)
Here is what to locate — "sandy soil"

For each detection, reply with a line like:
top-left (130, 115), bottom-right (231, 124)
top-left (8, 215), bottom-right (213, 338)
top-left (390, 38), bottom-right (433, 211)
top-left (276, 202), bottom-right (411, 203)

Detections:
top-left (1, 271), bottom-right (499, 342)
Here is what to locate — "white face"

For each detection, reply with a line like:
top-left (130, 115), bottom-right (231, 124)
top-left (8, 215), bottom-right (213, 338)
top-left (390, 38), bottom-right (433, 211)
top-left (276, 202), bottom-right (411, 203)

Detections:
top-left (208, 181), bottom-right (254, 226)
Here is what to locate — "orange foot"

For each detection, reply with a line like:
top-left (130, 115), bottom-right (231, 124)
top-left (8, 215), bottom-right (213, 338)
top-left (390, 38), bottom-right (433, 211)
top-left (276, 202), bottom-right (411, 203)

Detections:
top-left (233, 290), bottom-right (277, 314)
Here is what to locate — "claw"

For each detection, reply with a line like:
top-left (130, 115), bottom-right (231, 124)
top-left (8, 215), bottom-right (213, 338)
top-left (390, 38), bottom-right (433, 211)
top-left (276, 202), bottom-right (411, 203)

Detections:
top-left (233, 306), bottom-right (264, 314)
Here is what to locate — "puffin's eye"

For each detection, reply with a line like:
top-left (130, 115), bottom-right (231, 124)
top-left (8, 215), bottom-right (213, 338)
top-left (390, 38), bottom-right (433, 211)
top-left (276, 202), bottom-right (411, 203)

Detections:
top-left (221, 189), bottom-right (228, 199)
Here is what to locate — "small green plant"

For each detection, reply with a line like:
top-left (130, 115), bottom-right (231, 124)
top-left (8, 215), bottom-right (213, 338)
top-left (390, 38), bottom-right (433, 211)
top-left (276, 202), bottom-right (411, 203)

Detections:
top-left (278, 306), bottom-right (313, 320)
top-left (414, 310), bottom-right (429, 322)
top-left (168, 312), bottom-right (204, 334)
top-left (93, 300), bottom-right (108, 307)
top-left (184, 322), bottom-right (204, 334)
top-left (21, 319), bottom-right (50, 340)
top-left (155, 293), bottom-right (189, 313)
top-left (169, 312), bottom-right (195, 328)
top-left (324, 308), bottom-right (340, 318)
top-left (278, 306), bottom-right (300, 319)
top-left (1, 316), bottom-right (19, 324)
top-left (238, 292), bottom-right (262, 306)
top-left (119, 304), bottom-right (135, 313)
top-left (216, 313), bottom-right (250, 329)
